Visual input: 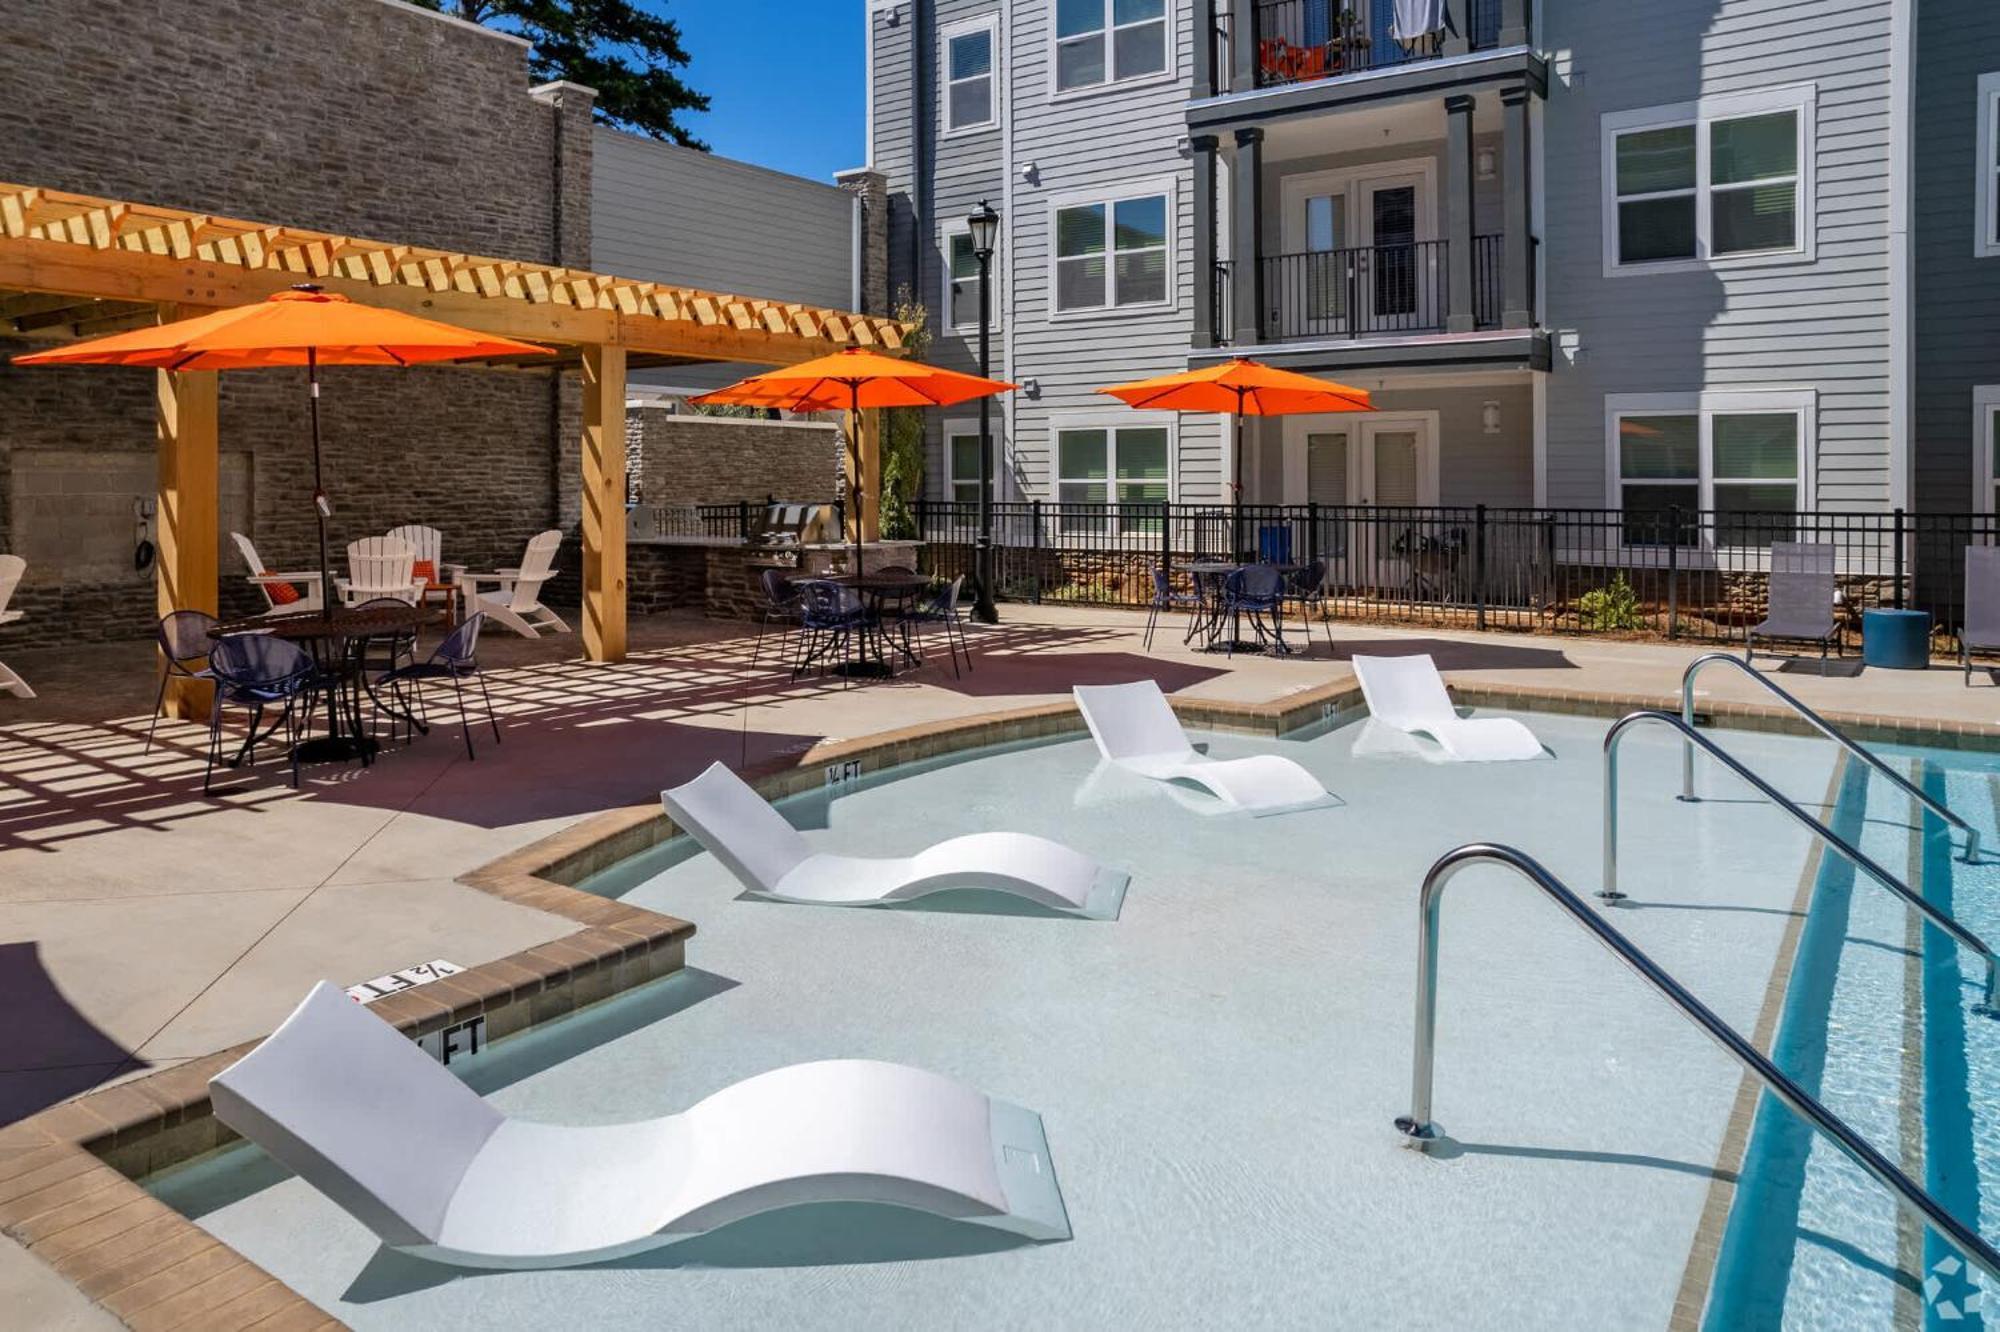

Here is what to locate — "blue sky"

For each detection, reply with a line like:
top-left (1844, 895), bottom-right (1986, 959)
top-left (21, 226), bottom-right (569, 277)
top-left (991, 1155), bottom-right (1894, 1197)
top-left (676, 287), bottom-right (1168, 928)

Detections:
top-left (661, 1), bottom-right (867, 182)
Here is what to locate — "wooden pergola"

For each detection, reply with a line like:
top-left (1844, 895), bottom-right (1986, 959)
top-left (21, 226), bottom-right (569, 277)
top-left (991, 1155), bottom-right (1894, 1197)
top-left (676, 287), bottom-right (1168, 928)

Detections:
top-left (0, 180), bottom-right (910, 709)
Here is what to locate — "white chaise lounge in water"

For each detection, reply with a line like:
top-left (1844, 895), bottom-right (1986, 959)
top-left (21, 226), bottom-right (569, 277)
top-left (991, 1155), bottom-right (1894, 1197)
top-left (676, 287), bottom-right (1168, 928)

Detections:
top-left (1349, 653), bottom-right (1544, 762)
top-left (211, 982), bottom-right (1073, 1271)
top-left (1072, 680), bottom-right (1334, 816)
top-left (661, 761), bottom-right (1128, 919)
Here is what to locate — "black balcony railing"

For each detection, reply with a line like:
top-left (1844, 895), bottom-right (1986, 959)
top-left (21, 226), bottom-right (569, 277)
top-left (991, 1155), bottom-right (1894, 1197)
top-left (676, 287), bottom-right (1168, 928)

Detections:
top-left (914, 501), bottom-right (1975, 649)
top-left (1242, 237), bottom-right (1505, 343)
top-left (1247, 0), bottom-right (1503, 90)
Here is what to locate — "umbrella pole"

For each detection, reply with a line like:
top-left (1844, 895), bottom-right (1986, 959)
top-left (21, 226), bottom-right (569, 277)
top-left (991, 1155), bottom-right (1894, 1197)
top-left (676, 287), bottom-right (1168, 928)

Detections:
top-left (309, 347), bottom-right (332, 621)
top-left (1231, 405), bottom-right (1244, 562)
top-left (849, 384), bottom-right (864, 576)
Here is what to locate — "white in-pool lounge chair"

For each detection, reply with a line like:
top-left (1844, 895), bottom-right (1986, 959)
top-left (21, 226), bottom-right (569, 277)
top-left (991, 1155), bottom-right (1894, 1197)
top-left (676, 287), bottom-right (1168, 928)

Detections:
top-left (1071, 680), bottom-right (1334, 816)
top-left (1349, 653), bottom-right (1544, 762)
top-left (662, 761), bottom-right (1127, 919)
top-left (211, 982), bottom-right (1072, 1271)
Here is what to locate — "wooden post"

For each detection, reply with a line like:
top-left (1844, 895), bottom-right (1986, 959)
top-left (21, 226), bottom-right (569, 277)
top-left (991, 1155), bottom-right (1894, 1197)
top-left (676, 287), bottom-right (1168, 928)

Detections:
top-left (849, 407), bottom-right (883, 543)
top-left (155, 351), bottom-right (219, 719)
top-left (579, 343), bottom-right (628, 662)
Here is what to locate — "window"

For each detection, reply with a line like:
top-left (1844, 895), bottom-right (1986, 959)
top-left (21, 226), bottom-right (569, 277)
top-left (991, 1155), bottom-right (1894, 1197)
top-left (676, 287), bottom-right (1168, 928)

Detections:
top-left (1054, 0), bottom-right (1166, 93)
top-left (946, 428), bottom-right (983, 505)
top-left (945, 229), bottom-right (1001, 330)
top-left (1975, 387), bottom-right (2000, 513)
top-left (1056, 422), bottom-right (1169, 533)
top-left (1608, 393), bottom-right (1811, 546)
top-left (1977, 74), bottom-right (2000, 257)
top-left (1603, 86), bottom-right (1813, 272)
top-left (944, 18), bottom-right (997, 133)
top-left (1053, 190), bottom-right (1169, 313)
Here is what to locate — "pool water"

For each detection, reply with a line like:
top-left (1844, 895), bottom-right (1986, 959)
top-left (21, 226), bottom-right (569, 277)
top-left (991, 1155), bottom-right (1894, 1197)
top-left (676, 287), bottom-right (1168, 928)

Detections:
top-left (1703, 742), bottom-right (2000, 1330)
top-left (151, 707), bottom-right (1898, 1328)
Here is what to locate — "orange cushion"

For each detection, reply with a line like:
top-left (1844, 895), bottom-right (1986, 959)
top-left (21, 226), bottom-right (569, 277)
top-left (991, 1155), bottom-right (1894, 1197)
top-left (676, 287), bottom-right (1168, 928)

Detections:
top-left (267, 580), bottom-right (301, 605)
top-left (413, 560), bottom-right (437, 584)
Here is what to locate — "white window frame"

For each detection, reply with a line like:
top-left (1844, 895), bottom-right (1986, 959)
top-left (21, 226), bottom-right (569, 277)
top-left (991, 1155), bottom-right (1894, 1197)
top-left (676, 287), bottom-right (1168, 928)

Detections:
top-left (1049, 410), bottom-right (1177, 537)
top-left (941, 14), bottom-right (1000, 137)
top-left (1601, 84), bottom-right (1817, 277)
top-left (1047, 0), bottom-right (1174, 102)
top-left (1046, 177), bottom-right (1177, 320)
top-left (1977, 74), bottom-right (2000, 257)
top-left (1602, 390), bottom-right (1817, 546)
top-left (944, 424), bottom-right (985, 505)
top-left (1974, 385), bottom-right (2000, 514)
top-left (941, 222), bottom-right (1003, 333)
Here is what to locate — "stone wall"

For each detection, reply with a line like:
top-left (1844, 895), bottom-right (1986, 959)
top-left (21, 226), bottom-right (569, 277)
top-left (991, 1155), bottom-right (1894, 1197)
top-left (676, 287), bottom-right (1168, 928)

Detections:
top-left (626, 410), bottom-right (842, 507)
top-left (835, 168), bottom-right (891, 316)
top-left (0, 0), bottom-right (592, 636)
top-left (621, 541), bottom-right (788, 621)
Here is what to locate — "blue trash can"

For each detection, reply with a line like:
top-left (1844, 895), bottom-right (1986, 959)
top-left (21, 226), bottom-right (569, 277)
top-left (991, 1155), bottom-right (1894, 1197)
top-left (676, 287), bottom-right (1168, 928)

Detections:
top-left (1258, 525), bottom-right (1293, 564)
top-left (1861, 608), bottom-right (1931, 670)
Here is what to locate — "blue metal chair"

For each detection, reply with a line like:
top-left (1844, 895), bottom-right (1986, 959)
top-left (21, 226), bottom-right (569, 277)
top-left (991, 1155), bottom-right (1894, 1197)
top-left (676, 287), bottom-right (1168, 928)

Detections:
top-left (205, 632), bottom-right (314, 792)
top-left (792, 580), bottom-right (870, 682)
top-left (147, 609), bottom-right (218, 753)
top-left (1222, 564), bottom-right (1288, 658)
top-left (1142, 566), bottom-right (1202, 652)
top-left (379, 613), bottom-right (499, 760)
top-left (903, 575), bottom-right (972, 678)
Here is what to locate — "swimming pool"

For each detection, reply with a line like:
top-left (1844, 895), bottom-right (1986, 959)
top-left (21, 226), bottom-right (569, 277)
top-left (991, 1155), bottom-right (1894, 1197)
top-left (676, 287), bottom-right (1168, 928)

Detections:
top-left (151, 705), bottom-right (1978, 1327)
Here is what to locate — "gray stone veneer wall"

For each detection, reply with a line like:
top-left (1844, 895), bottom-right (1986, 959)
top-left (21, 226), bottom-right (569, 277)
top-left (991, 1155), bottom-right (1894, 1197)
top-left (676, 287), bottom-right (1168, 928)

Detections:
top-left (0, 0), bottom-right (592, 635)
top-left (627, 410), bottom-right (842, 507)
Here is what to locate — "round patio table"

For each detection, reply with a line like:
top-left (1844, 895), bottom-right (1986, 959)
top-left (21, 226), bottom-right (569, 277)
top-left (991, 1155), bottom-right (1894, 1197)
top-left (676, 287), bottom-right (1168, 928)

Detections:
top-left (1184, 562), bottom-right (1301, 655)
top-left (823, 573), bottom-right (932, 677)
top-left (210, 604), bottom-right (437, 765)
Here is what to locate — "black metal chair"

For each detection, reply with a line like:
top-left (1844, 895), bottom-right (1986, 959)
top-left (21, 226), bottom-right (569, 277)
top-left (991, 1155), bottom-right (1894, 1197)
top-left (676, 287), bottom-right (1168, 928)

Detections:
top-left (379, 613), bottom-right (499, 760)
top-left (147, 609), bottom-right (218, 753)
top-left (792, 580), bottom-right (870, 682)
top-left (1285, 559), bottom-right (1332, 654)
top-left (904, 575), bottom-right (972, 678)
top-left (205, 633), bottom-right (315, 793)
top-left (1222, 564), bottom-right (1288, 657)
top-left (1141, 566), bottom-right (1201, 653)
top-left (751, 567), bottom-right (802, 669)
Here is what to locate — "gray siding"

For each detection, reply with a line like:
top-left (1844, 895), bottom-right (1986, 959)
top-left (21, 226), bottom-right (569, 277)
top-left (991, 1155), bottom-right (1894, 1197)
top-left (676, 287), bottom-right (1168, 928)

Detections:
top-left (1542, 0), bottom-right (1896, 510)
top-left (1243, 383), bottom-right (1533, 506)
top-left (875, 0), bottom-right (1223, 504)
top-left (591, 128), bottom-right (853, 307)
top-left (1913, 0), bottom-right (2000, 514)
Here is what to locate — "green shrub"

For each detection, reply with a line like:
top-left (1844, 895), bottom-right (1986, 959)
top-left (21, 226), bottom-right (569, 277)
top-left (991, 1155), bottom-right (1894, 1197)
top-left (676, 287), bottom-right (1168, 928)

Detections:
top-left (1577, 574), bottom-right (1646, 632)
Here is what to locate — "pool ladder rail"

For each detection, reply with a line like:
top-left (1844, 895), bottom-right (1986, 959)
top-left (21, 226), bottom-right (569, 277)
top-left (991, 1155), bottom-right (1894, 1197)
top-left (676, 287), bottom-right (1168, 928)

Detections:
top-left (1396, 842), bottom-right (2000, 1294)
top-left (1680, 651), bottom-right (1980, 864)
top-left (1603, 709), bottom-right (1999, 1014)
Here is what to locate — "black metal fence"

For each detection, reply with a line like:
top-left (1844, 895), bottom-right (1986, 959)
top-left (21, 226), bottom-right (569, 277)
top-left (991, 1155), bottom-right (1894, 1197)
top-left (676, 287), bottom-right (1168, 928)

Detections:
top-left (635, 498), bottom-right (845, 543)
top-left (1257, 238), bottom-right (1505, 342)
top-left (913, 500), bottom-right (2000, 646)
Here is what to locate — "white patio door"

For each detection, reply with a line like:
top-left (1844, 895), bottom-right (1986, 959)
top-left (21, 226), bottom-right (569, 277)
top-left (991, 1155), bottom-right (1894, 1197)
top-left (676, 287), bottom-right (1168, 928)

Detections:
top-left (1356, 419), bottom-right (1437, 595)
top-left (1284, 414), bottom-right (1435, 589)
top-left (1282, 164), bottom-right (1434, 336)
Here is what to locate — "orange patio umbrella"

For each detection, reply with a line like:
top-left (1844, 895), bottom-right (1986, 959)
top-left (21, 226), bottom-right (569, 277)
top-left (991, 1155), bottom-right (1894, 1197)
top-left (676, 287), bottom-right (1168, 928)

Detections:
top-left (1099, 357), bottom-right (1372, 557)
top-left (691, 348), bottom-right (1015, 574)
top-left (14, 284), bottom-right (551, 616)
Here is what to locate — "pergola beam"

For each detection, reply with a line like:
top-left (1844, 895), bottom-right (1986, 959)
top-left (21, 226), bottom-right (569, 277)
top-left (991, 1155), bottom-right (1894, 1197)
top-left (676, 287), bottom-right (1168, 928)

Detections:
top-left (578, 343), bottom-right (628, 663)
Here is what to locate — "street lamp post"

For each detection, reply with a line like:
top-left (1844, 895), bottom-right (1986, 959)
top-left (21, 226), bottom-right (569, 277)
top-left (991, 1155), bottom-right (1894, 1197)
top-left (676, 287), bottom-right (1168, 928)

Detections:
top-left (968, 200), bottom-right (1000, 624)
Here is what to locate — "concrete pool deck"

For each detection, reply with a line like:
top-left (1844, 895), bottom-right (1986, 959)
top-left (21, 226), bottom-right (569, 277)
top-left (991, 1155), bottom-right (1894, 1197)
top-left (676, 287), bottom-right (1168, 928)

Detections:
top-left (2, 604), bottom-right (1997, 1325)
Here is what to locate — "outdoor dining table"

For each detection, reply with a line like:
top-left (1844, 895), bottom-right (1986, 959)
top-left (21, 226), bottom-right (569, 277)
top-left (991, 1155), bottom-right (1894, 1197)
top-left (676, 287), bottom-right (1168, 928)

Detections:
top-left (210, 603), bottom-right (438, 767)
top-left (823, 572), bottom-right (932, 678)
top-left (1183, 561), bottom-right (1302, 655)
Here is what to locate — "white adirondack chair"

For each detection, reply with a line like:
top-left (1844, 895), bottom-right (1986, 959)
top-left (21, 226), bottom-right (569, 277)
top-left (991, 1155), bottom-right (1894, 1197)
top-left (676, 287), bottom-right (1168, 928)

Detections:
top-left (230, 532), bottom-right (324, 615)
top-left (339, 536), bottom-right (424, 607)
top-left (385, 524), bottom-right (460, 613)
top-left (0, 555), bottom-right (34, 699)
top-left (460, 530), bottom-right (569, 638)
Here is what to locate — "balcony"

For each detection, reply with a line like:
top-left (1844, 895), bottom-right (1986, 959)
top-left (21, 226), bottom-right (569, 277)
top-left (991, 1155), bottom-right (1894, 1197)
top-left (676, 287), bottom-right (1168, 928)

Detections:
top-left (1210, 236), bottom-right (1514, 345)
top-left (1240, 0), bottom-right (1503, 91)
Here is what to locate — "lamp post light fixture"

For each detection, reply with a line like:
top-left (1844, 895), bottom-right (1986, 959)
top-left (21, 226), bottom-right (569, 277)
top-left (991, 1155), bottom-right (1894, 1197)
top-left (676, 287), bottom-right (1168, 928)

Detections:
top-left (968, 199), bottom-right (1001, 624)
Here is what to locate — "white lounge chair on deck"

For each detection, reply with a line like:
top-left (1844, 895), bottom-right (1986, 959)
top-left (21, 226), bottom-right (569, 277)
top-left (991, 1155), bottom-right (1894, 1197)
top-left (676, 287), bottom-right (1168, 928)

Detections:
top-left (230, 532), bottom-right (324, 615)
top-left (1349, 653), bottom-right (1543, 762)
top-left (0, 555), bottom-right (33, 699)
top-left (211, 982), bottom-right (1071, 1271)
top-left (662, 761), bottom-right (1127, 918)
top-left (1072, 680), bottom-right (1334, 816)
top-left (460, 529), bottom-right (568, 639)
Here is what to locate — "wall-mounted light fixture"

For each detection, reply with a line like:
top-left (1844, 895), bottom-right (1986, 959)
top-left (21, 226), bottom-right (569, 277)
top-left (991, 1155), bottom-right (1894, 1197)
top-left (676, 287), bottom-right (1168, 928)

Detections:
top-left (1019, 160), bottom-right (1039, 184)
top-left (1481, 400), bottom-right (1502, 435)
top-left (1476, 147), bottom-right (1496, 180)
top-left (1020, 377), bottom-right (1041, 399)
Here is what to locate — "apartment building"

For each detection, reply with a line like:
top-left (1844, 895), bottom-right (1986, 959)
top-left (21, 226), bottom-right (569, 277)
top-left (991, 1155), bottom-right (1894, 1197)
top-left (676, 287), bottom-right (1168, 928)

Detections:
top-left (866, 0), bottom-right (1941, 543)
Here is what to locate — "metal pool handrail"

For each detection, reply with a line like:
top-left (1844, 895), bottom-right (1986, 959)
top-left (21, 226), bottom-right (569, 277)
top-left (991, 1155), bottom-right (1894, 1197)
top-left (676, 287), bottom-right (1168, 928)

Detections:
top-left (1680, 651), bottom-right (1979, 863)
top-left (1604, 710), bottom-right (1999, 1011)
top-left (1394, 842), bottom-right (2000, 1292)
